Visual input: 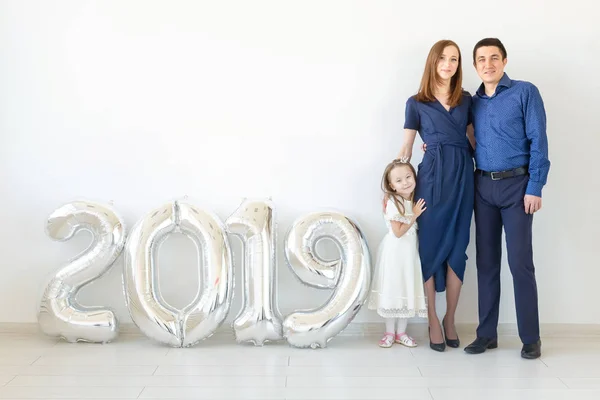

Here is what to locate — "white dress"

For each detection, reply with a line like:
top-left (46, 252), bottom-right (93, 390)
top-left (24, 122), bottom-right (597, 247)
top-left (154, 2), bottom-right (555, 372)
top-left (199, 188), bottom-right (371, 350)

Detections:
top-left (368, 197), bottom-right (428, 319)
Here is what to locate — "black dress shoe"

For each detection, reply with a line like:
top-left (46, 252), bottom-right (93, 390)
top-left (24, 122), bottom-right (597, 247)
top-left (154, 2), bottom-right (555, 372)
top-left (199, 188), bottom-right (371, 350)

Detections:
top-left (442, 317), bottom-right (460, 348)
top-left (464, 337), bottom-right (498, 354)
top-left (521, 340), bottom-right (541, 359)
top-left (429, 327), bottom-right (446, 352)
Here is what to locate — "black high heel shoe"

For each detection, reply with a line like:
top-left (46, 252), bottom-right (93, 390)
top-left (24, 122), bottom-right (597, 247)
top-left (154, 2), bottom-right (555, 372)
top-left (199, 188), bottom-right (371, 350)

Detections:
top-left (442, 316), bottom-right (460, 348)
top-left (429, 326), bottom-right (446, 352)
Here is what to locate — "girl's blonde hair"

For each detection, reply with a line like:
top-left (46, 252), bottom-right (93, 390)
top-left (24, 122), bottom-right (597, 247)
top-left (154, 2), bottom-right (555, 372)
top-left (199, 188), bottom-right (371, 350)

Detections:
top-left (381, 159), bottom-right (418, 216)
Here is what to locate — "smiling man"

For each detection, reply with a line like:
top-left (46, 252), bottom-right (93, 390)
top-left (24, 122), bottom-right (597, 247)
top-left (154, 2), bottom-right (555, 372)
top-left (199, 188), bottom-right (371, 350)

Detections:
top-left (464, 38), bottom-right (550, 359)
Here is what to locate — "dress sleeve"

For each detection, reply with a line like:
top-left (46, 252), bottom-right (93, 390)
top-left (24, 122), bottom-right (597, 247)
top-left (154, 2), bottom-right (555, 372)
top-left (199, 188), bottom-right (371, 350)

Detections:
top-left (465, 93), bottom-right (473, 126)
top-left (403, 96), bottom-right (420, 130)
top-left (384, 199), bottom-right (413, 224)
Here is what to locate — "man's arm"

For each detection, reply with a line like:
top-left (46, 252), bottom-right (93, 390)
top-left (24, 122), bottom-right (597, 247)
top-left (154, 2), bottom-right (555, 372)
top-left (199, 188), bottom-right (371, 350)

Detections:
top-left (524, 84), bottom-right (550, 197)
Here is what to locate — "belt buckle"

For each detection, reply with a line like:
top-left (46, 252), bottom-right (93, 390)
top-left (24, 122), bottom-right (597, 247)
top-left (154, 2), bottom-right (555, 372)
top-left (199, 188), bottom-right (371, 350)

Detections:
top-left (490, 171), bottom-right (502, 181)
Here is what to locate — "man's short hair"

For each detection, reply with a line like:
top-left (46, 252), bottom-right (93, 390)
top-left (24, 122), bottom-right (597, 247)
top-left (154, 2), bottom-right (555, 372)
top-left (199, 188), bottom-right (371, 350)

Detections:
top-left (473, 38), bottom-right (507, 63)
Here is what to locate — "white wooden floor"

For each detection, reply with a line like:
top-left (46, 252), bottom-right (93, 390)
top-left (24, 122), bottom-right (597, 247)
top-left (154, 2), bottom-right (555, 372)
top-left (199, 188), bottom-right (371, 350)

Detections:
top-left (1, 331), bottom-right (600, 399)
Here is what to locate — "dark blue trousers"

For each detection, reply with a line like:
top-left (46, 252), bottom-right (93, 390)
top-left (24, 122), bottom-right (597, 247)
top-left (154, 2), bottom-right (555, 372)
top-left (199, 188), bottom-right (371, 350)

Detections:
top-left (474, 172), bottom-right (540, 345)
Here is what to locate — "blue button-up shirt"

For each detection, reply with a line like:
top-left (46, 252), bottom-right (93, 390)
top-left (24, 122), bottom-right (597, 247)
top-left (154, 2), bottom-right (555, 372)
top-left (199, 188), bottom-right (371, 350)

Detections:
top-left (471, 73), bottom-right (550, 197)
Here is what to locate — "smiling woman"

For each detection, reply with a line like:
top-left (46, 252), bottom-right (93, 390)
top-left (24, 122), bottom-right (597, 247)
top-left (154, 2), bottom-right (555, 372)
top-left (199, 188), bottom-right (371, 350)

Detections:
top-left (395, 39), bottom-right (475, 353)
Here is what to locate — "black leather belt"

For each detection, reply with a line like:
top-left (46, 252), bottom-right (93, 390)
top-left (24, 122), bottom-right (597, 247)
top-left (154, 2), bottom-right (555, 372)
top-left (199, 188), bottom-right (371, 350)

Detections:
top-left (476, 167), bottom-right (528, 181)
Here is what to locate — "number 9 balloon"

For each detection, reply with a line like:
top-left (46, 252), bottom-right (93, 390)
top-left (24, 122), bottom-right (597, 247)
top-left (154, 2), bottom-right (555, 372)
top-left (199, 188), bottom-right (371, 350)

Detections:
top-left (282, 211), bottom-right (372, 348)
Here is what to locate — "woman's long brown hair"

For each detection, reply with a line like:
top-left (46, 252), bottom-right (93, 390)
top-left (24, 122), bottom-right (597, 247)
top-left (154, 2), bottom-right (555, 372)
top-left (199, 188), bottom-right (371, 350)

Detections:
top-left (381, 160), bottom-right (418, 216)
top-left (415, 40), bottom-right (464, 108)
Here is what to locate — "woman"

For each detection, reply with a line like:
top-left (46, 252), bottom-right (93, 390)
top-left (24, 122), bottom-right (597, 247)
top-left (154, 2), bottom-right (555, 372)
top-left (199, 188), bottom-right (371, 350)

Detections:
top-left (397, 40), bottom-right (475, 352)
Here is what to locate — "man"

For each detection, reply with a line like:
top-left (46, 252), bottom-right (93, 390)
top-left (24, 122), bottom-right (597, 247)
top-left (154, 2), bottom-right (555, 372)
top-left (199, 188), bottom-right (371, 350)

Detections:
top-left (464, 38), bottom-right (550, 359)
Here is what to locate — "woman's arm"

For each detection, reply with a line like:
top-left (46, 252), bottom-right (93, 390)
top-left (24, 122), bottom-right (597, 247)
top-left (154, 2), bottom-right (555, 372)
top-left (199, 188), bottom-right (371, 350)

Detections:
top-left (397, 129), bottom-right (418, 161)
top-left (466, 124), bottom-right (476, 150)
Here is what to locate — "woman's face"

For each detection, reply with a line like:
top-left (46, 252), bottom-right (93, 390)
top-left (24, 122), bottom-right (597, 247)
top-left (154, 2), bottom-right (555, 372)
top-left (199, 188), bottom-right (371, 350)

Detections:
top-left (437, 45), bottom-right (459, 82)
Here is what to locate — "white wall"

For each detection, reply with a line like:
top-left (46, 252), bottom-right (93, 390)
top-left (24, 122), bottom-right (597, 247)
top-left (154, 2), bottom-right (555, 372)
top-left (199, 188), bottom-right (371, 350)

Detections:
top-left (1, 0), bottom-right (598, 328)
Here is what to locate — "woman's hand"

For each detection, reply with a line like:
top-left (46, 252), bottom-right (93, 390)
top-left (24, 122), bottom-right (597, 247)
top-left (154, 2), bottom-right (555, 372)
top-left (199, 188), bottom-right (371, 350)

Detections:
top-left (396, 146), bottom-right (412, 163)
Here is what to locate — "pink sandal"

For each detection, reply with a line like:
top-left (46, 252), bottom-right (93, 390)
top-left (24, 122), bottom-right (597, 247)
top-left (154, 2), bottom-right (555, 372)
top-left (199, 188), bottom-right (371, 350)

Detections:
top-left (395, 332), bottom-right (417, 347)
top-left (378, 332), bottom-right (395, 348)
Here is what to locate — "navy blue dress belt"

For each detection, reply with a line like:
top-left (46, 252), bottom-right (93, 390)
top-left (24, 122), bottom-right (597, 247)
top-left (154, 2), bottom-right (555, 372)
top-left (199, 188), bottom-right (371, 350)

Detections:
top-left (476, 166), bottom-right (528, 180)
top-left (427, 141), bottom-right (470, 207)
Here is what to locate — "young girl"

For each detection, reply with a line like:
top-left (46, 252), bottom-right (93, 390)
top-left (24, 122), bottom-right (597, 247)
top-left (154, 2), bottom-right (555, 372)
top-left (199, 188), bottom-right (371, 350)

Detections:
top-left (368, 160), bottom-right (428, 348)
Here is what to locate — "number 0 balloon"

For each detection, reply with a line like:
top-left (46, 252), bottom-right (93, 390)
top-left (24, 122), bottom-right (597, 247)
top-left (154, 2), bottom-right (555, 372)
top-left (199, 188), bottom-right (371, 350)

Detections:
top-left (123, 201), bottom-right (234, 347)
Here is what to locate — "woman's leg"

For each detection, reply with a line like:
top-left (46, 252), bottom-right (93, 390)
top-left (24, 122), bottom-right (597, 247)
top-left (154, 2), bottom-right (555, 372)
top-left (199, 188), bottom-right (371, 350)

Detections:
top-left (444, 266), bottom-right (462, 340)
top-left (425, 277), bottom-right (443, 343)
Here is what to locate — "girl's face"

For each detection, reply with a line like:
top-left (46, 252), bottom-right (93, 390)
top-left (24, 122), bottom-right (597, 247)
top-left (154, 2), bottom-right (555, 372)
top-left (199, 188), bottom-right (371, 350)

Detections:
top-left (437, 45), bottom-right (459, 83)
top-left (389, 165), bottom-right (415, 198)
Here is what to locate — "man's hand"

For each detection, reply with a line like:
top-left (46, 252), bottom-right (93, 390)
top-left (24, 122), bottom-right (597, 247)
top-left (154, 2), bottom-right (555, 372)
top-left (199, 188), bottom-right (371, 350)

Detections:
top-left (421, 143), bottom-right (427, 152)
top-left (524, 195), bottom-right (542, 214)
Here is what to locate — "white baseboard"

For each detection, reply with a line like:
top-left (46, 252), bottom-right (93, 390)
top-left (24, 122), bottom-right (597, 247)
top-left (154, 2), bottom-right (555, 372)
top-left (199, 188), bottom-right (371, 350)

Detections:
top-left (2, 322), bottom-right (599, 339)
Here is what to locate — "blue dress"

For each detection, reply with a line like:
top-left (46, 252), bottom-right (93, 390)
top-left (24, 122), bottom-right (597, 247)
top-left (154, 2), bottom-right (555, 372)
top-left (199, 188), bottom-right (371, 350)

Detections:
top-left (404, 92), bottom-right (474, 293)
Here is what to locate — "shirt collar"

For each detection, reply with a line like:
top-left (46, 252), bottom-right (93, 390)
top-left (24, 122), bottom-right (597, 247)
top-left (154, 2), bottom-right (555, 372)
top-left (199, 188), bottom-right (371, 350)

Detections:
top-left (476, 73), bottom-right (512, 97)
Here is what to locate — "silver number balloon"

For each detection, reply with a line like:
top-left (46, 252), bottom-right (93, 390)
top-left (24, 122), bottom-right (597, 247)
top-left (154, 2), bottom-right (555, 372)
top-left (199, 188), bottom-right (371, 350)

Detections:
top-left (283, 211), bottom-right (371, 348)
top-left (38, 200), bottom-right (126, 343)
top-left (123, 201), bottom-right (234, 347)
top-left (225, 199), bottom-right (283, 345)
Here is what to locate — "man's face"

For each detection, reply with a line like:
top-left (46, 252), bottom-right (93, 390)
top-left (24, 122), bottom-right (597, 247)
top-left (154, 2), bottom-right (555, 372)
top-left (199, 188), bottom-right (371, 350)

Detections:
top-left (474, 46), bottom-right (507, 85)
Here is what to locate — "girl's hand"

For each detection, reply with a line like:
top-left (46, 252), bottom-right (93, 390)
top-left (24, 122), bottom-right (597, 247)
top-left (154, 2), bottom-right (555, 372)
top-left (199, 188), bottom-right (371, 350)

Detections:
top-left (413, 199), bottom-right (427, 218)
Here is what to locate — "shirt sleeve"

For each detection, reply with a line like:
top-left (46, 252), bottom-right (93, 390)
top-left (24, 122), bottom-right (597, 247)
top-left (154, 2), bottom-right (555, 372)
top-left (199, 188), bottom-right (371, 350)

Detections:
top-left (403, 96), bottom-right (420, 130)
top-left (523, 84), bottom-right (551, 197)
